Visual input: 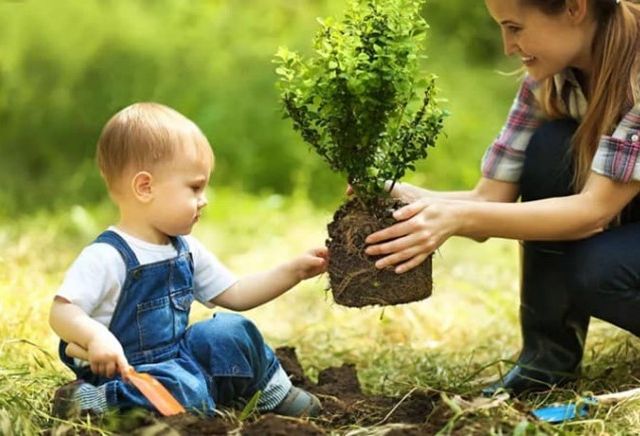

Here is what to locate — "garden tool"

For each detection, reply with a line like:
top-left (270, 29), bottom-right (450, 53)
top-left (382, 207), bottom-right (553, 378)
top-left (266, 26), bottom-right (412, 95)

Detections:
top-left (532, 387), bottom-right (640, 423)
top-left (65, 342), bottom-right (185, 416)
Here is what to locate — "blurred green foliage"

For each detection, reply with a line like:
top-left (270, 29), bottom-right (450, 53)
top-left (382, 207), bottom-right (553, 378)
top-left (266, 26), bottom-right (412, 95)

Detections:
top-left (0, 0), bottom-right (516, 217)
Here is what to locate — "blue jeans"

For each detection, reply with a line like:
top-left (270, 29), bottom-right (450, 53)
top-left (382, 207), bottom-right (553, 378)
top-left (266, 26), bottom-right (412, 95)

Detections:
top-left (60, 231), bottom-right (285, 413)
top-left (521, 119), bottom-right (640, 338)
top-left (100, 313), bottom-right (283, 412)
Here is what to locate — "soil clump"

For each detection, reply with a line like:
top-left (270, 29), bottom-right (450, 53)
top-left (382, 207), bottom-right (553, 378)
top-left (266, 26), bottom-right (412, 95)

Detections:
top-left (326, 197), bottom-right (433, 307)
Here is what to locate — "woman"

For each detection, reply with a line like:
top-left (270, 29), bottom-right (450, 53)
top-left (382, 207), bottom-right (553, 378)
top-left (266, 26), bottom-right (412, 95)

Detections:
top-left (366, 0), bottom-right (640, 395)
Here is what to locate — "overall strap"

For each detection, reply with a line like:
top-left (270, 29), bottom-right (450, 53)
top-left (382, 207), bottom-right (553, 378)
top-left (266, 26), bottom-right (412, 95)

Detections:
top-left (172, 234), bottom-right (192, 260)
top-left (94, 230), bottom-right (140, 270)
top-left (171, 235), bottom-right (194, 272)
top-left (171, 235), bottom-right (189, 256)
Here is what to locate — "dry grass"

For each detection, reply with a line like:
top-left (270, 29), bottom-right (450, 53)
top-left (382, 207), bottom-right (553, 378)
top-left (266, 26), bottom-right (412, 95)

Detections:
top-left (1, 188), bottom-right (639, 435)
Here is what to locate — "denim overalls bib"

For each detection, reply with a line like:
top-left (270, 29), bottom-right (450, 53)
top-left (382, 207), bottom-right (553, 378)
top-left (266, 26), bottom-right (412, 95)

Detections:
top-left (59, 230), bottom-right (283, 412)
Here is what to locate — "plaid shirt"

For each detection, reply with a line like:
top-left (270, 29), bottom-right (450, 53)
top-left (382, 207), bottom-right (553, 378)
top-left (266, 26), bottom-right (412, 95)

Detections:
top-left (481, 69), bottom-right (640, 183)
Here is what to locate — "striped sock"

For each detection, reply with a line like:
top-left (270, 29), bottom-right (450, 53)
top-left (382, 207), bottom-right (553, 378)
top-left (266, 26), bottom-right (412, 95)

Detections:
top-left (73, 383), bottom-right (108, 414)
top-left (257, 366), bottom-right (292, 412)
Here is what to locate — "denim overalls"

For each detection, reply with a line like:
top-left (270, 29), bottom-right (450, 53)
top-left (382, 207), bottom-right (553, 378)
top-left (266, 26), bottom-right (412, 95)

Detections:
top-left (59, 230), bottom-right (284, 413)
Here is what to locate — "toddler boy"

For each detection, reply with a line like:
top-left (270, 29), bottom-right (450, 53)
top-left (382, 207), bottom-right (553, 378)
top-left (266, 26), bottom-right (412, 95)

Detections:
top-left (49, 103), bottom-right (326, 417)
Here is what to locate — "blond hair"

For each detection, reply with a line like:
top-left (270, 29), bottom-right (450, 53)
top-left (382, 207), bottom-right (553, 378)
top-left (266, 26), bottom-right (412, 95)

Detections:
top-left (524, 0), bottom-right (640, 190)
top-left (96, 102), bottom-right (212, 190)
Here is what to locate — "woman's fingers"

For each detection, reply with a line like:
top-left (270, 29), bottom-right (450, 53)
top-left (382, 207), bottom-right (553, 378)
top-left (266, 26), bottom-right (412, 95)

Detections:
top-left (396, 253), bottom-right (430, 274)
top-left (366, 219), bottom-right (418, 244)
top-left (372, 245), bottom-right (426, 270)
top-left (393, 199), bottom-right (427, 221)
top-left (367, 229), bottom-right (440, 269)
top-left (366, 199), bottom-right (429, 244)
top-left (366, 230), bottom-right (427, 256)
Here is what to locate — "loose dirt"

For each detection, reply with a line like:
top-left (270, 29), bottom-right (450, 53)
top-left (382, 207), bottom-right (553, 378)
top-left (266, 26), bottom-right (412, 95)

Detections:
top-left (56, 347), bottom-right (451, 435)
top-left (144, 347), bottom-right (445, 434)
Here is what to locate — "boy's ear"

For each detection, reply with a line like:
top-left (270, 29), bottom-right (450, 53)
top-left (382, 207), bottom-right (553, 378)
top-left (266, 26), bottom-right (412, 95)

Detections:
top-left (131, 171), bottom-right (154, 203)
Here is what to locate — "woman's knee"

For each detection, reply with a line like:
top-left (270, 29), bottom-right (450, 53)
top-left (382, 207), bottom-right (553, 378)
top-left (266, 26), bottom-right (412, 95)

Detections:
top-left (568, 224), bottom-right (640, 291)
top-left (564, 234), bottom-right (636, 296)
top-left (565, 243), bottom-right (604, 295)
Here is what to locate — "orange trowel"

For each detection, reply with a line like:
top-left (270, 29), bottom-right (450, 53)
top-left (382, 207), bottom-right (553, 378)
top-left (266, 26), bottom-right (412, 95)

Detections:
top-left (65, 342), bottom-right (185, 416)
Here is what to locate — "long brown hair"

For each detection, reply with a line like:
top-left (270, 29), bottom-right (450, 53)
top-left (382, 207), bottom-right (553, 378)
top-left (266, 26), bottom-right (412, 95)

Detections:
top-left (523, 0), bottom-right (640, 190)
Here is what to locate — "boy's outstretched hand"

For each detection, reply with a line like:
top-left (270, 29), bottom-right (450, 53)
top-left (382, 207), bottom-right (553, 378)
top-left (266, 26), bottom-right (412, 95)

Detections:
top-left (293, 247), bottom-right (329, 280)
top-left (210, 246), bottom-right (329, 311)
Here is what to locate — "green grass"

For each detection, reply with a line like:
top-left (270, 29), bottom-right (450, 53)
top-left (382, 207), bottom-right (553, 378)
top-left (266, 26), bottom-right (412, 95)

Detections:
top-left (1, 188), bottom-right (640, 435)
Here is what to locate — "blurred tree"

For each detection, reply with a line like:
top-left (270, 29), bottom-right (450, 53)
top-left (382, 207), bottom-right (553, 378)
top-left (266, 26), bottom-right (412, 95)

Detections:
top-left (426, 0), bottom-right (502, 64)
top-left (0, 0), bottom-right (509, 217)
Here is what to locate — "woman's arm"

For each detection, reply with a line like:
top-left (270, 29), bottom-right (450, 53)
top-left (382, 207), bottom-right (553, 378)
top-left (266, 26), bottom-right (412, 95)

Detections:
top-left (366, 173), bottom-right (640, 272)
top-left (390, 177), bottom-right (519, 203)
top-left (457, 174), bottom-right (640, 241)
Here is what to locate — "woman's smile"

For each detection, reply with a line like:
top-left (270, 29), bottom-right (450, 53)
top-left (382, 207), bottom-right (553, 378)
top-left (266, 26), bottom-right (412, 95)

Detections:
top-left (521, 55), bottom-right (536, 65)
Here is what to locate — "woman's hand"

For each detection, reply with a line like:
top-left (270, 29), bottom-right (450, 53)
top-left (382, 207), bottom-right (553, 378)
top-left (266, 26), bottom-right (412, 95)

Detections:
top-left (385, 181), bottom-right (428, 204)
top-left (365, 198), bottom-right (461, 273)
top-left (346, 181), bottom-right (427, 203)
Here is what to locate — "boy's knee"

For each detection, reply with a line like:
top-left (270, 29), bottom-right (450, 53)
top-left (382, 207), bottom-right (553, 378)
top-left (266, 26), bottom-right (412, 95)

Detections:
top-left (209, 313), bottom-right (261, 341)
top-left (187, 313), bottom-right (265, 354)
top-left (213, 312), bottom-right (257, 331)
top-left (185, 313), bottom-right (268, 378)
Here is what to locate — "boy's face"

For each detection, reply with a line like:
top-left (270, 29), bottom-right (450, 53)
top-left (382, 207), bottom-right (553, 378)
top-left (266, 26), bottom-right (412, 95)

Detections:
top-left (147, 148), bottom-right (213, 239)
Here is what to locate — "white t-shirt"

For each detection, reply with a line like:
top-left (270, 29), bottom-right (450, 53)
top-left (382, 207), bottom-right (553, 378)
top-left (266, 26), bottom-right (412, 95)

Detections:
top-left (56, 227), bottom-right (238, 328)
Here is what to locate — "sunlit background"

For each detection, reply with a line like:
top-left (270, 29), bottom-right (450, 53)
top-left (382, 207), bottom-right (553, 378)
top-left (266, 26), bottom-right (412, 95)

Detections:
top-left (0, 0), bottom-right (514, 216)
top-left (2, 1), bottom-right (639, 433)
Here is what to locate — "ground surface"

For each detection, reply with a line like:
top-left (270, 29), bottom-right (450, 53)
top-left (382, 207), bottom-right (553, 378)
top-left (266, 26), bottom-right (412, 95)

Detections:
top-left (50, 347), bottom-right (450, 435)
top-left (5, 195), bottom-right (640, 435)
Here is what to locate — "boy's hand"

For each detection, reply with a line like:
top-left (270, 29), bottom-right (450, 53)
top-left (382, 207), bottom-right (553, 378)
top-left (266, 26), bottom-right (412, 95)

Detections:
top-left (293, 247), bottom-right (329, 280)
top-left (85, 330), bottom-right (130, 378)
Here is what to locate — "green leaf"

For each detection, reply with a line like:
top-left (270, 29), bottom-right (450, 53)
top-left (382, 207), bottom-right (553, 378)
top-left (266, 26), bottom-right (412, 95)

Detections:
top-left (238, 390), bottom-right (262, 421)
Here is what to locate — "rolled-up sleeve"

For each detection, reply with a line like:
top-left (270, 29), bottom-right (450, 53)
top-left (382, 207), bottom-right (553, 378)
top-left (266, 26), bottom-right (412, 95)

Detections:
top-left (592, 105), bottom-right (640, 183)
top-left (481, 76), bottom-right (544, 183)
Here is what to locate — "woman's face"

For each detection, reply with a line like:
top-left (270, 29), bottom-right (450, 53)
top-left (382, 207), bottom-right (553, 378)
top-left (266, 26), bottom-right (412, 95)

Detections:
top-left (485, 0), bottom-right (597, 80)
